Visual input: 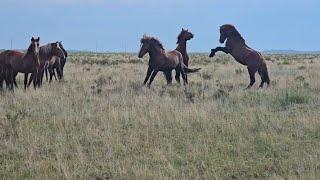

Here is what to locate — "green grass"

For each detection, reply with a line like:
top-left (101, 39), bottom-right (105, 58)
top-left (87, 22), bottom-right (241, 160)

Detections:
top-left (0, 53), bottom-right (319, 179)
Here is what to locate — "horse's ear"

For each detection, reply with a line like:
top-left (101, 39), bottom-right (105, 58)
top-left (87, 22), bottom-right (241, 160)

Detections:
top-left (37, 37), bottom-right (40, 41)
top-left (31, 37), bottom-right (35, 41)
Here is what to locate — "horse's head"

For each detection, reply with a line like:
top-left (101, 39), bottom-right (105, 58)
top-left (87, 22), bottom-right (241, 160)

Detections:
top-left (138, 35), bottom-right (164, 58)
top-left (58, 41), bottom-right (68, 58)
top-left (219, 24), bottom-right (245, 44)
top-left (219, 24), bottom-right (235, 43)
top-left (51, 42), bottom-right (66, 59)
top-left (30, 37), bottom-right (40, 67)
top-left (177, 28), bottom-right (194, 44)
top-left (30, 37), bottom-right (40, 55)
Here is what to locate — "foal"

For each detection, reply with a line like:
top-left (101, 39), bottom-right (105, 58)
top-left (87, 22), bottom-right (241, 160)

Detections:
top-left (210, 24), bottom-right (270, 88)
top-left (138, 35), bottom-right (200, 87)
top-left (33, 42), bottom-right (65, 87)
top-left (44, 41), bottom-right (68, 83)
top-left (175, 28), bottom-right (194, 83)
top-left (17, 42), bottom-right (65, 88)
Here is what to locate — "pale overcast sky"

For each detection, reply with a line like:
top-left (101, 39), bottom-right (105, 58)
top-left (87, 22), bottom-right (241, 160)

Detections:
top-left (0, 0), bottom-right (319, 52)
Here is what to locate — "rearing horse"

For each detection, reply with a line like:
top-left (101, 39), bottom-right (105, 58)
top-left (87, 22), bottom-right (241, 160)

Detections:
top-left (210, 24), bottom-right (270, 88)
top-left (175, 28), bottom-right (194, 83)
top-left (138, 35), bottom-right (200, 87)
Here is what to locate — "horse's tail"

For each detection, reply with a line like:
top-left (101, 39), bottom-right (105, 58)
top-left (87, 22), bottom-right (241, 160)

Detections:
top-left (183, 66), bottom-right (201, 74)
top-left (259, 62), bottom-right (270, 85)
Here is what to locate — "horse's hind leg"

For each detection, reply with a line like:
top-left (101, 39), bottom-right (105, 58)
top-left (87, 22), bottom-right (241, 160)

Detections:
top-left (258, 67), bottom-right (266, 88)
top-left (164, 70), bottom-right (173, 85)
top-left (175, 69), bottom-right (181, 84)
top-left (49, 68), bottom-right (54, 83)
top-left (24, 73), bottom-right (29, 90)
top-left (247, 66), bottom-right (257, 89)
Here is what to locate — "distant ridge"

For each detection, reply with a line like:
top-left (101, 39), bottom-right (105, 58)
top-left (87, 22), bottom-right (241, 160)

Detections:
top-left (263, 50), bottom-right (320, 55)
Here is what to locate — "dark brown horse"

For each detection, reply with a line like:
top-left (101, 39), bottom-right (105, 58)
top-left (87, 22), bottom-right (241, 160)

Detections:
top-left (175, 28), bottom-right (194, 83)
top-left (26, 42), bottom-right (65, 87)
top-left (0, 52), bottom-right (14, 89)
top-left (210, 24), bottom-right (270, 88)
top-left (0, 37), bottom-right (40, 89)
top-left (138, 35), bottom-right (200, 87)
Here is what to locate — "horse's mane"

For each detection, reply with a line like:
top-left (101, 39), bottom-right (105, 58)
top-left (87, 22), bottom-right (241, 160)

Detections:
top-left (177, 31), bottom-right (184, 44)
top-left (141, 35), bottom-right (165, 50)
top-left (224, 24), bottom-right (246, 43)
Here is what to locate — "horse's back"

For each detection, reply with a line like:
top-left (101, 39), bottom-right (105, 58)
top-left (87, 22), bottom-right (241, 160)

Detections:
top-left (167, 50), bottom-right (183, 61)
top-left (0, 50), bottom-right (23, 64)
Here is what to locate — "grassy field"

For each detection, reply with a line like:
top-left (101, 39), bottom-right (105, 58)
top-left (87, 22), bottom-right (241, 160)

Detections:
top-left (0, 52), bottom-right (319, 179)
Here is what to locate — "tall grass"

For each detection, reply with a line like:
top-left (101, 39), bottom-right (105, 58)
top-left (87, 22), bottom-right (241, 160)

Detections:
top-left (0, 53), bottom-right (319, 179)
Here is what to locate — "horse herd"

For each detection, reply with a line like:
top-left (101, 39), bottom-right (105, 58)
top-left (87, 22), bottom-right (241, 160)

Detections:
top-left (0, 24), bottom-right (270, 91)
top-left (139, 24), bottom-right (270, 88)
top-left (0, 38), bottom-right (68, 90)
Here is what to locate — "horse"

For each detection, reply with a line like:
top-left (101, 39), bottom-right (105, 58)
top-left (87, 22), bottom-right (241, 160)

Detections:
top-left (44, 41), bottom-right (68, 83)
top-left (175, 28), bottom-right (194, 83)
top-left (138, 35), bottom-right (201, 87)
top-left (209, 24), bottom-right (270, 88)
top-left (0, 37), bottom-right (40, 90)
top-left (25, 42), bottom-right (66, 87)
top-left (0, 52), bottom-right (14, 90)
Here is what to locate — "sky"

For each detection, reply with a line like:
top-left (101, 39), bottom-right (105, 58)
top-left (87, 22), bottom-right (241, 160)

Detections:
top-left (0, 0), bottom-right (319, 52)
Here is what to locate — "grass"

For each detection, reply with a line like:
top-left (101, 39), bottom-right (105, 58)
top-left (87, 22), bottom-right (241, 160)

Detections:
top-left (0, 53), bottom-right (320, 179)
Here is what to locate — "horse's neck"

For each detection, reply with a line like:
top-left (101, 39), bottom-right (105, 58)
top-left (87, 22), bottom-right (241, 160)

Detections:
top-left (149, 47), bottom-right (165, 61)
top-left (24, 50), bottom-right (39, 67)
top-left (226, 37), bottom-right (247, 50)
top-left (176, 41), bottom-right (187, 54)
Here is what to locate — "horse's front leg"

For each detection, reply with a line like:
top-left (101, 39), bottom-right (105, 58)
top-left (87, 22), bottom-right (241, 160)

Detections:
top-left (147, 70), bottom-right (159, 88)
top-left (209, 47), bottom-right (231, 57)
top-left (27, 73), bottom-right (34, 88)
top-left (32, 71), bottom-right (37, 89)
top-left (24, 73), bottom-right (29, 90)
top-left (143, 66), bottom-right (153, 85)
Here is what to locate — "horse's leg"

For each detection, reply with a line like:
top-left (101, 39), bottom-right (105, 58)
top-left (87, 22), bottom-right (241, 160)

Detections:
top-left (184, 61), bottom-right (189, 84)
top-left (8, 70), bottom-right (15, 91)
top-left (164, 70), bottom-right (173, 85)
top-left (147, 70), bottom-right (159, 88)
top-left (45, 68), bottom-right (48, 81)
top-left (0, 69), bottom-right (3, 90)
top-left (215, 47), bottom-right (231, 54)
top-left (39, 69), bottom-right (44, 87)
top-left (258, 67), bottom-right (265, 88)
top-left (175, 68), bottom-right (181, 84)
top-left (247, 66), bottom-right (257, 89)
top-left (143, 67), bottom-right (153, 85)
top-left (27, 73), bottom-right (33, 88)
top-left (49, 68), bottom-right (54, 83)
top-left (32, 72), bottom-right (37, 89)
top-left (7, 70), bottom-right (14, 90)
top-left (24, 73), bottom-right (29, 90)
top-left (53, 68), bottom-right (58, 81)
top-left (182, 72), bottom-right (187, 85)
top-left (12, 72), bottom-right (18, 88)
top-left (56, 66), bottom-right (63, 80)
